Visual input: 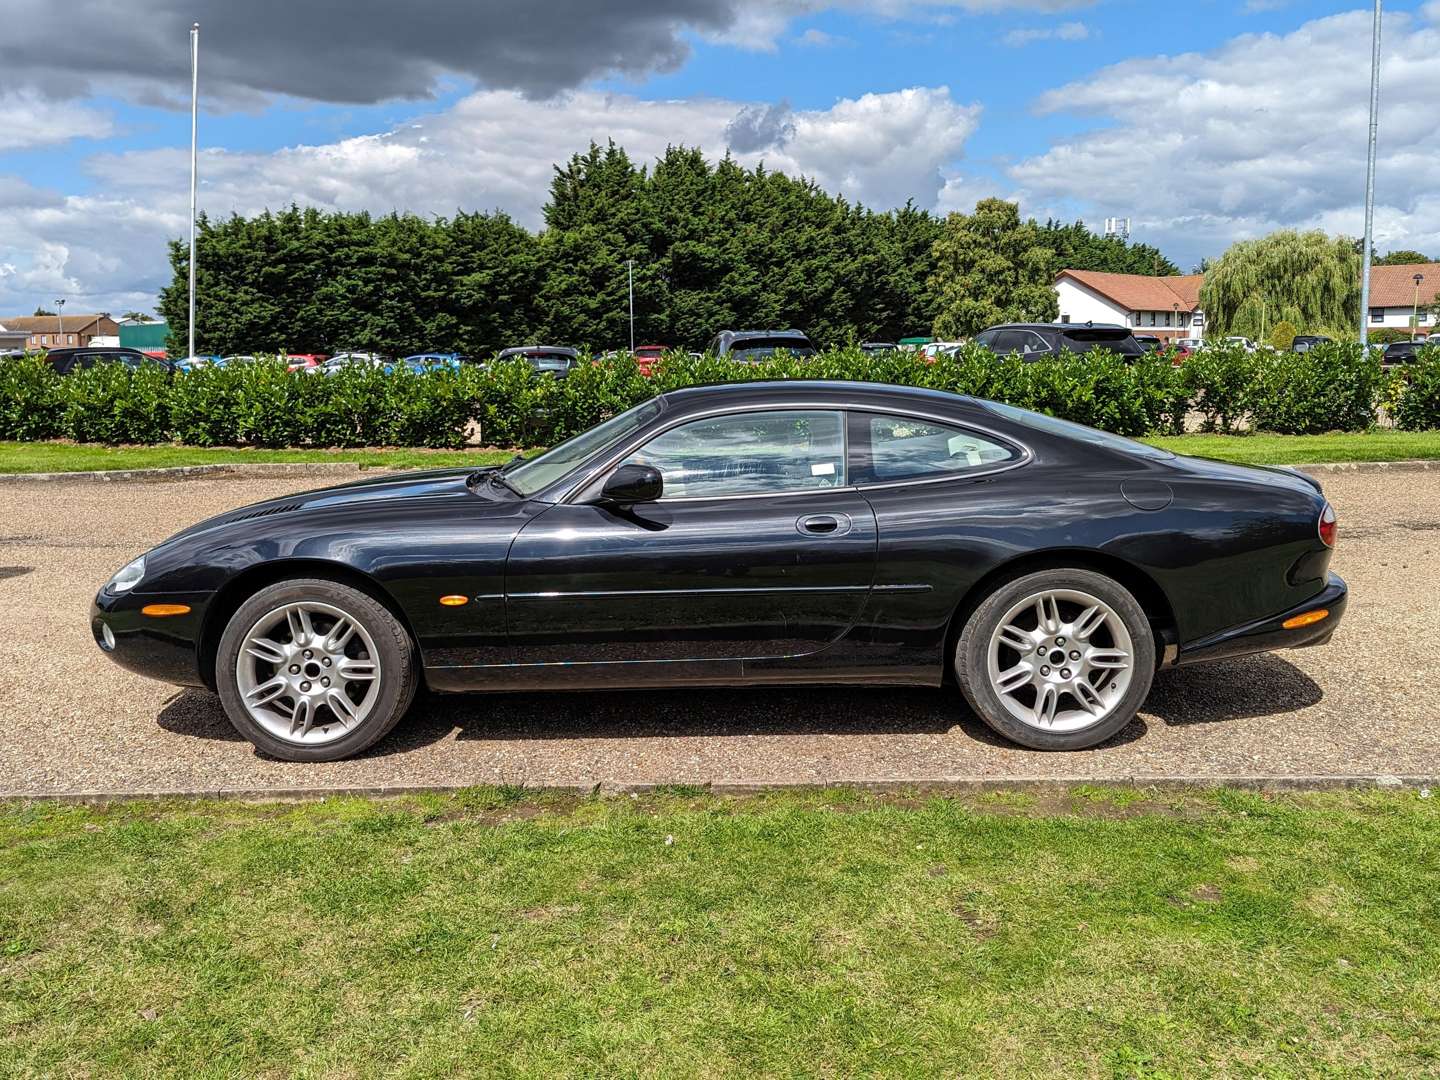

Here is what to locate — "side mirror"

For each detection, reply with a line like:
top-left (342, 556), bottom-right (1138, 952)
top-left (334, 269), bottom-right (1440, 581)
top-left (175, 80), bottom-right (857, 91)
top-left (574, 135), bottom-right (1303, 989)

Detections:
top-left (600, 463), bottom-right (663, 505)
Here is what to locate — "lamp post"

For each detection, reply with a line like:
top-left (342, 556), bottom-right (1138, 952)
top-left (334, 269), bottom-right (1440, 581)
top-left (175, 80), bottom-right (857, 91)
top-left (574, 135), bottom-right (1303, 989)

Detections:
top-left (1358, 0), bottom-right (1382, 346)
top-left (1414, 273), bottom-right (1425, 341)
top-left (188, 22), bottom-right (200, 361)
top-left (627, 259), bottom-right (635, 353)
top-left (54, 298), bottom-right (65, 345)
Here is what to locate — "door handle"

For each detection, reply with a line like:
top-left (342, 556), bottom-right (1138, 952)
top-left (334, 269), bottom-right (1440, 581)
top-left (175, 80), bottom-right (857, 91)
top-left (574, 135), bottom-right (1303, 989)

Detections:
top-left (797, 513), bottom-right (850, 537)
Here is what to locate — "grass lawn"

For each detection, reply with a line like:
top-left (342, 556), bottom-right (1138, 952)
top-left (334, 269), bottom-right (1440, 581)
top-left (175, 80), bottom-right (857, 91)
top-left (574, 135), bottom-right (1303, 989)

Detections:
top-left (1144, 429), bottom-right (1440, 466)
top-left (2, 787), bottom-right (1437, 1076)
top-left (3, 430), bottom-right (1440, 474)
top-left (0, 441), bottom-right (514, 474)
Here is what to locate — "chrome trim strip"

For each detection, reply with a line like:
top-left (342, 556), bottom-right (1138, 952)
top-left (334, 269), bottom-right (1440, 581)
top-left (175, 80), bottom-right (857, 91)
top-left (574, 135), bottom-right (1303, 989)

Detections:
top-left (504, 583), bottom-right (932, 600)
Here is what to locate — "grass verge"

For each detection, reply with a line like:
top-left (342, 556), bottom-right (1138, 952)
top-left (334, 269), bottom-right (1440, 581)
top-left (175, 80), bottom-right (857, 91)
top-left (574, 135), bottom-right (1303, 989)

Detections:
top-left (0, 442), bottom-right (515, 474)
top-left (1142, 429), bottom-right (1440, 465)
top-left (2, 787), bottom-right (1437, 1076)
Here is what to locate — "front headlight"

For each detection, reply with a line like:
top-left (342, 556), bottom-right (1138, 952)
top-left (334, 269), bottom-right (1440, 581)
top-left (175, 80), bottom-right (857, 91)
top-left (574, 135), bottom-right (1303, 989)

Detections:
top-left (107, 555), bottom-right (146, 593)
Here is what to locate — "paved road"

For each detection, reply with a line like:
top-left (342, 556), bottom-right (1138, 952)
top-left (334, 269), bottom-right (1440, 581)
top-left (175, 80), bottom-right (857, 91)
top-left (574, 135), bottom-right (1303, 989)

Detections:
top-left (1, 468), bottom-right (1436, 796)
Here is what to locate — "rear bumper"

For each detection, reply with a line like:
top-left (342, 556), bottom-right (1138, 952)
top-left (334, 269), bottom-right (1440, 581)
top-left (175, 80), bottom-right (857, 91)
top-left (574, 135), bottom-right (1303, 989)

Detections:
top-left (1175, 572), bottom-right (1347, 668)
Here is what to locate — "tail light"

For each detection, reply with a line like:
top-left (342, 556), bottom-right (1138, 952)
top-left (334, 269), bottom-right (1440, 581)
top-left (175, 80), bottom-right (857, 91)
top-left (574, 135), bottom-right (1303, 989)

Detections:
top-left (1318, 502), bottom-right (1337, 547)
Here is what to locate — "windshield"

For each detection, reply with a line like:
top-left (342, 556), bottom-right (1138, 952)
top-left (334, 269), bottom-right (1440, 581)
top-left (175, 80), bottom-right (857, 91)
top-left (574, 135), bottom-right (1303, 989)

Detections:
top-left (504, 399), bottom-right (663, 497)
top-left (728, 339), bottom-right (817, 363)
top-left (981, 400), bottom-right (1175, 460)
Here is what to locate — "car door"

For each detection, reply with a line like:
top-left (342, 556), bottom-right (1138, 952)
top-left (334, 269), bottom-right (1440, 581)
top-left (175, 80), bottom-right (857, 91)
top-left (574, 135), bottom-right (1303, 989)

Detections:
top-left (503, 408), bottom-right (877, 673)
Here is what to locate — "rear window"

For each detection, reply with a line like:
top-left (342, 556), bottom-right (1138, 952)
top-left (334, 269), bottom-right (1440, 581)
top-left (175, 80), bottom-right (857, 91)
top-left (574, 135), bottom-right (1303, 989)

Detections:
top-left (1059, 329), bottom-right (1145, 356)
top-left (726, 337), bottom-right (816, 362)
top-left (981, 400), bottom-right (1174, 460)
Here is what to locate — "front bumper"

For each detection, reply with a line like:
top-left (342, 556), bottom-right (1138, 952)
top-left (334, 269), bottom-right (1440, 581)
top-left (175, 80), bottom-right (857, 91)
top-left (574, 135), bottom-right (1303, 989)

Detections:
top-left (91, 587), bottom-right (213, 687)
top-left (1175, 572), bottom-right (1347, 668)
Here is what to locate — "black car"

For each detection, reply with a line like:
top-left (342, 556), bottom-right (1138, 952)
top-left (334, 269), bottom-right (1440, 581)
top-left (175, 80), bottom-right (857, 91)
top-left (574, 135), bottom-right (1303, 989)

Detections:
top-left (1291, 335), bottom-right (1332, 353)
top-left (494, 346), bottom-right (579, 379)
top-left (859, 342), bottom-right (899, 355)
top-left (1381, 341), bottom-right (1420, 365)
top-left (1133, 334), bottom-right (1163, 352)
top-left (45, 347), bottom-right (170, 375)
top-left (706, 329), bottom-right (817, 363)
top-left (974, 323), bottom-right (1146, 360)
top-left (93, 380), bottom-right (1345, 761)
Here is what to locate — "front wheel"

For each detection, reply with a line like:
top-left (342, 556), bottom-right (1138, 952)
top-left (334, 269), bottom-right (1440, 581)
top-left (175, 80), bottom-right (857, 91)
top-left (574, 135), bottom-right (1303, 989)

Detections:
top-left (215, 578), bottom-right (419, 761)
top-left (955, 569), bottom-right (1155, 750)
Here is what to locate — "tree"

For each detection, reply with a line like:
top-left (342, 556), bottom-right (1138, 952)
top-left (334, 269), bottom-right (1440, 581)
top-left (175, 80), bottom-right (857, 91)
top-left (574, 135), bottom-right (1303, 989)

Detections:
top-left (1269, 320), bottom-right (1297, 351)
top-left (1199, 230), bottom-right (1361, 339)
top-left (121, 311), bottom-right (152, 323)
top-left (929, 199), bottom-right (1058, 338)
top-left (1375, 250), bottom-right (1436, 266)
top-left (1040, 219), bottom-right (1179, 276)
top-left (32, 306), bottom-right (55, 316)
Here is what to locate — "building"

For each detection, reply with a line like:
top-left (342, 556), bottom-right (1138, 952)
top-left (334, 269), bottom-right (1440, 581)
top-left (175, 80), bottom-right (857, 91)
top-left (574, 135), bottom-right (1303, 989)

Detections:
top-left (1054, 270), bottom-right (1205, 342)
top-left (0, 323), bottom-right (28, 352)
top-left (1365, 264), bottom-right (1439, 337)
top-left (0, 313), bottom-right (120, 350)
top-left (118, 320), bottom-right (169, 353)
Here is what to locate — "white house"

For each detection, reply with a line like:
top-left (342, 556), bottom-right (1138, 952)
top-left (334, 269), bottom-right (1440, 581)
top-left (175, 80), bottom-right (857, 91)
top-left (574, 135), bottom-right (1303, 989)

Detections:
top-left (1055, 270), bottom-right (1206, 342)
top-left (1365, 264), bottom-right (1438, 336)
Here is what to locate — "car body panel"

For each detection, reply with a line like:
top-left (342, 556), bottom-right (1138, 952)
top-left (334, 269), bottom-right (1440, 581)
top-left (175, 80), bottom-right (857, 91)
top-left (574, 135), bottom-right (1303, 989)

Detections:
top-left (92, 381), bottom-right (1344, 698)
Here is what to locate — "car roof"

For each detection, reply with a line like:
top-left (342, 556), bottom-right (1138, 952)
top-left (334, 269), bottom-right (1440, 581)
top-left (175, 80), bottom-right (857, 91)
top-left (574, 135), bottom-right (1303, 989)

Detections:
top-left (716, 329), bottom-right (811, 341)
top-left (986, 322), bottom-right (1132, 333)
top-left (497, 345), bottom-right (577, 357)
top-left (659, 379), bottom-right (983, 415)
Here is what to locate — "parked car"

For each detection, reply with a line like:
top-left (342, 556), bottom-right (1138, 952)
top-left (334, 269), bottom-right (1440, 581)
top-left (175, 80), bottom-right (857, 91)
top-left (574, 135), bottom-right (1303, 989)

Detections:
top-left (401, 353), bottom-right (472, 374)
top-left (974, 323), bottom-right (1145, 361)
top-left (92, 380), bottom-right (1346, 761)
top-left (316, 353), bottom-right (393, 375)
top-left (860, 342), bottom-right (899, 355)
top-left (1427, 333), bottom-right (1440, 345)
top-left (631, 344), bottom-right (668, 376)
top-left (44, 347), bottom-right (170, 375)
top-left (285, 354), bottom-right (329, 372)
top-left (1175, 338), bottom-right (1204, 350)
top-left (174, 355), bottom-right (223, 372)
top-left (495, 345), bottom-right (579, 379)
top-left (1381, 341), bottom-right (1421, 366)
top-left (1291, 335), bottom-right (1332, 353)
top-left (920, 341), bottom-right (967, 360)
top-left (706, 329), bottom-right (816, 362)
top-left (1221, 336), bottom-right (1257, 352)
top-left (221, 355), bottom-right (256, 366)
top-left (1133, 335), bottom-right (1163, 352)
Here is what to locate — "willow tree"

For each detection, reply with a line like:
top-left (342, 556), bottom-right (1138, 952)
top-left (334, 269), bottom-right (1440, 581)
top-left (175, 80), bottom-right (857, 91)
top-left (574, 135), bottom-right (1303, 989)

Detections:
top-left (1199, 230), bottom-right (1361, 340)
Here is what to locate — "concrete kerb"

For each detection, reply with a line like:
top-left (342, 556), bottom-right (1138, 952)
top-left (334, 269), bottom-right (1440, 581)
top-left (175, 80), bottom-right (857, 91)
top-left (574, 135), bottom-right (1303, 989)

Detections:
top-left (2, 774), bottom-right (1434, 805)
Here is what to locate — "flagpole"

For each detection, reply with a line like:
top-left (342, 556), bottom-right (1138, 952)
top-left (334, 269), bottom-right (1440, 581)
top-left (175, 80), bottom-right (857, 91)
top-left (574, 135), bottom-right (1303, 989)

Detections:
top-left (188, 22), bottom-right (200, 359)
top-left (1358, 0), bottom-right (1381, 347)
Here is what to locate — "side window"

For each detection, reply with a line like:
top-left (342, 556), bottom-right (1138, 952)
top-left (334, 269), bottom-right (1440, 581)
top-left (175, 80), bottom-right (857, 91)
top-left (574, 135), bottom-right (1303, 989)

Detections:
top-left (623, 410), bottom-right (846, 500)
top-left (853, 413), bottom-right (1020, 484)
top-left (1020, 332), bottom-right (1050, 355)
top-left (973, 330), bottom-right (996, 348)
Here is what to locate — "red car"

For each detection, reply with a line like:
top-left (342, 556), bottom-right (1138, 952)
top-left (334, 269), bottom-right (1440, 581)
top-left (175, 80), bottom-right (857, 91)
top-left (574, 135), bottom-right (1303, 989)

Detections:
top-left (633, 344), bottom-right (667, 376)
top-left (285, 353), bottom-right (329, 372)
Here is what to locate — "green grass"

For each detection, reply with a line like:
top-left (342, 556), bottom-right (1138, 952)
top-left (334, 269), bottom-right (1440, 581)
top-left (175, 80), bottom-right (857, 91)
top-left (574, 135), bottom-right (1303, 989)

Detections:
top-left (3, 429), bottom-right (1440, 474)
top-left (0, 442), bottom-right (514, 474)
top-left (3, 787), bottom-right (1437, 1076)
top-left (1141, 429), bottom-right (1440, 465)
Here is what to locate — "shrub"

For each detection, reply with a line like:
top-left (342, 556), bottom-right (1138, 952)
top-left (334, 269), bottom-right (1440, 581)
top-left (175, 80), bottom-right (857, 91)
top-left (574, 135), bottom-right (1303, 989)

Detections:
top-left (1180, 343), bottom-right (1254, 433)
top-left (1394, 347), bottom-right (1440, 431)
top-left (1246, 342), bottom-right (1382, 434)
top-left (1368, 327), bottom-right (1417, 346)
top-left (0, 354), bottom-right (65, 440)
top-left (61, 362), bottom-right (170, 444)
top-left (1269, 321), bottom-right (1297, 351)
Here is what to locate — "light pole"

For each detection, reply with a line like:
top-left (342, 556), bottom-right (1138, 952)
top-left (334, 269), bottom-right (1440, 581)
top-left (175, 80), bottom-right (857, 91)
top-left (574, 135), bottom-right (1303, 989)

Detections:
top-left (54, 298), bottom-right (65, 345)
top-left (188, 22), bottom-right (200, 360)
top-left (626, 259), bottom-right (635, 353)
top-left (1414, 273), bottom-right (1425, 341)
top-left (1358, 0), bottom-right (1382, 346)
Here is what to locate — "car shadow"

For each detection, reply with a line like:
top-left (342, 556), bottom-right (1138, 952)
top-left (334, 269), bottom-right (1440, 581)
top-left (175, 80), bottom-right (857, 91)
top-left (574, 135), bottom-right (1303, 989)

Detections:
top-left (1143, 653), bottom-right (1323, 726)
top-left (158, 682), bottom-right (1149, 758)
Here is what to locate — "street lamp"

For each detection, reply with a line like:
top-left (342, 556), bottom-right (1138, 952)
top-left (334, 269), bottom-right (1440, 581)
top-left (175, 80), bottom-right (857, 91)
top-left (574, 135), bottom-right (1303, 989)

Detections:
top-left (54, 298), bottom-right (65, 345)
top-left (626, 259), bottom-right (635, 353)
top-left (1358, 0), bottom-right (1382, 346)
top-left (188, 22), bottom-right (200, 360)
top-left (1414, 272), bottom-right (1425, 341)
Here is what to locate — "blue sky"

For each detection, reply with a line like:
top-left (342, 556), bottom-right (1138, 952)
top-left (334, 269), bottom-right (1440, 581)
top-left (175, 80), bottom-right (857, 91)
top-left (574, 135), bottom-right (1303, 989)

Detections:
top-left (1, 0), bottom-right (1437, 317)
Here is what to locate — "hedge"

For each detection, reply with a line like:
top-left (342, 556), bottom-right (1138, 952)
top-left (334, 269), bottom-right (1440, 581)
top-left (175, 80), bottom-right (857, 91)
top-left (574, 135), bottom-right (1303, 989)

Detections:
top-left (2, 342), bottom-right (1438, 450)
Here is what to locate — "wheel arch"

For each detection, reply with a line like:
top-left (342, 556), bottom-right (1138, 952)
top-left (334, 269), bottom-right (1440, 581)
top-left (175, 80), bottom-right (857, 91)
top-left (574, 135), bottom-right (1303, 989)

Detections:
top-left (198, 559), bottom-right (422, 692)
top-left (942, 548), bottom-right (1178, 682)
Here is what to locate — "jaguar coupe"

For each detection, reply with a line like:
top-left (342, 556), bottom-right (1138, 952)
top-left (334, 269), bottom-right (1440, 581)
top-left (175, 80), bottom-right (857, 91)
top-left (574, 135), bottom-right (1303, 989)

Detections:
top-left (92, 381), bottom-right (1346, 761)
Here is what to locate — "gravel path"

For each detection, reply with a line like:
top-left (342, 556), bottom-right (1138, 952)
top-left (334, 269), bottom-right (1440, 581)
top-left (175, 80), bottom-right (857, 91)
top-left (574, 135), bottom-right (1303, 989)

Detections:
top-left (1, 469), bottom-right (1436, 796)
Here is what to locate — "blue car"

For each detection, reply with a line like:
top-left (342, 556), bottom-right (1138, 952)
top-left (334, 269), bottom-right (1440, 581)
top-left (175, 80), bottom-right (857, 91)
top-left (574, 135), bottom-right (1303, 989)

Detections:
top-left (402, 352), bottom-right (473, 374)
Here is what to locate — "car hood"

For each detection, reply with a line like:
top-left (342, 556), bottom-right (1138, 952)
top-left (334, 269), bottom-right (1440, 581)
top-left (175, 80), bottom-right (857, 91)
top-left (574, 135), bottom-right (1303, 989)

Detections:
top-left (156, 466), bottom-right (494, 548)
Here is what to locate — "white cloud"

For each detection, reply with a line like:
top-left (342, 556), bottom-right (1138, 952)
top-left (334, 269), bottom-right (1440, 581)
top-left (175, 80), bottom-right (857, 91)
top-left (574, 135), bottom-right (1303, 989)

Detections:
top-left (795, 27), bottom-right (850, 47)
top-left (0, 93), bottom-right (115, 152)
top-left (1006, 7), bottom-right (1440, 267)
top-left (0, 86), bottom-right (981, 314)
top-left (1001, 20), bottom-right (1090, 46)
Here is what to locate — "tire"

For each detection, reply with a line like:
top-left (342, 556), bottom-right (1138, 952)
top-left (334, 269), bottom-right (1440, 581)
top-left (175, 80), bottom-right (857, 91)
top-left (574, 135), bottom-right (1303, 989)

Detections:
top-left (955, 568), bottom-right (1155, 751)
top-left (215, 577), bottom-right (419, 762)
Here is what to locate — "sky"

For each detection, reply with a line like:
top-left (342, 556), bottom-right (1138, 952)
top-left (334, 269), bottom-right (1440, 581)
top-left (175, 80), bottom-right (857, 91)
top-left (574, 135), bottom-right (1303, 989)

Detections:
top-left (2, 0), bottom-right (1438, 319)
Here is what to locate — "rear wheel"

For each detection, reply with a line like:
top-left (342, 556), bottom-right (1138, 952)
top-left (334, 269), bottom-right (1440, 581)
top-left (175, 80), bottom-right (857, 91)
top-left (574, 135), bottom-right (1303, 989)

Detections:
top-left (956, 568), bottom-right (1155, 750)
top-left (216, 578), bottom-right (418, 761)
